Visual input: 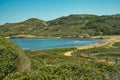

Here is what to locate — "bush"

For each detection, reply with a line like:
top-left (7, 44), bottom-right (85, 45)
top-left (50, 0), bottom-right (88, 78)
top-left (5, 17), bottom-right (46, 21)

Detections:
top-left (0, 37), bottom-right (30, 79)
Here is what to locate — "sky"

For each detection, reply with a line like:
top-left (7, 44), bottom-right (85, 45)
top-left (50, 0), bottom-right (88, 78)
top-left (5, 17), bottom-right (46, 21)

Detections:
top-left (0, 0), bottom-right (120, 25)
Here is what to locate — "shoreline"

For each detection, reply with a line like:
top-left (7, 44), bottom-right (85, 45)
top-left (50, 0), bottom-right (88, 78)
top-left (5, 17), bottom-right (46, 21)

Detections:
top-left (3, 35), bottom-right (102, 39)
top-left (4, 35), bottom-right (61, 39)
top-left (4, 35), bottom-right (120, 39)
top-left (3, 34), bottom-right (103, 39)
top-left (64, 36), bottom-right (120, 56)
top-left (78, 36), bottom-right (120, 49)
top-left (3, 35), bottom-right (120, 56)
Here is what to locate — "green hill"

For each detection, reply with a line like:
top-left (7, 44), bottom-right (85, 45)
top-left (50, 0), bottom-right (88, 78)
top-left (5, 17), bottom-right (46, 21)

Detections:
top-left (0, 14), bottom-right (120, 37)
top-left (0, 18), bottom-right (47, 36)
top-left (0, 37), bottom-right (30, 79)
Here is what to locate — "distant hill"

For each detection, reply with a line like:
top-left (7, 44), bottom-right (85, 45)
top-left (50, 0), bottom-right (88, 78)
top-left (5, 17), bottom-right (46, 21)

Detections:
top-left (0, 14), bottom-right (120, 38)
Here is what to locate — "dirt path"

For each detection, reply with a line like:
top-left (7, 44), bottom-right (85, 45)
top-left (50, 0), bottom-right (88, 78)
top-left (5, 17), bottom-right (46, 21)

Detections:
top-left (18, 52), bottom-right (31, 71)
top-left (64, 36), bottom-right (120, 65)
top-left (64, 36), bottom-right (120, 56)
top-left (64, 51), bottom-right (73, 56)
top-left (64, 39), bottom-right (108, 56)
top-left (95, 59), bottom-right (114, 65)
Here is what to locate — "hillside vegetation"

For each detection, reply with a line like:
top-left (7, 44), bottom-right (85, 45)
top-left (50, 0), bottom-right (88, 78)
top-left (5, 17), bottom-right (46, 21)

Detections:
top-left (0, 37), bottom-right (30, 79)
top-left (0, 14), bottom-right (120, 37)
top-left (0, 37), bottom-right (120, 79)
top-left (4, 46), bottom-right (120, 80)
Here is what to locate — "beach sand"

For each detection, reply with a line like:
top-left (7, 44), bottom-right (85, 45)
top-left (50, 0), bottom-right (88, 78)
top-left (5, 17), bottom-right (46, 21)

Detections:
top-left (64, 36), bottom-right (120, 56)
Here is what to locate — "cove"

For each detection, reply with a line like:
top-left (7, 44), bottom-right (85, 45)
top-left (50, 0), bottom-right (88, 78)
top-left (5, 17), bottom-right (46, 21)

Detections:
top-left (10, 38), bottom-right (102, 50)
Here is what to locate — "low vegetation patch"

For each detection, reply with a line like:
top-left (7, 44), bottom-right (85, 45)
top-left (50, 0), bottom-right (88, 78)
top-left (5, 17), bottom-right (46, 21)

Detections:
top-left (1, 38), bottom-right (120, 80)
top-left (0, 37), bottom-right (30, 79)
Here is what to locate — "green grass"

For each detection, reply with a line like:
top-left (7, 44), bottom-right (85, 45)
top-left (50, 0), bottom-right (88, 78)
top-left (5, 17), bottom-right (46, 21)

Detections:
top-left (0, 37), bottom-right (31, 79)
top-left (1, 38), bottom-right (120, 80)
top-left (5, 49), bottom-right (120, 80)
top-left (73, 42), bottom-right (120, 64)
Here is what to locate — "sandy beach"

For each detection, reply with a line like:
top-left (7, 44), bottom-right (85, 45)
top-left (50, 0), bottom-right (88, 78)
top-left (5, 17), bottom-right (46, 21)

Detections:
top-left (64, 36), bottom-right (120, 56)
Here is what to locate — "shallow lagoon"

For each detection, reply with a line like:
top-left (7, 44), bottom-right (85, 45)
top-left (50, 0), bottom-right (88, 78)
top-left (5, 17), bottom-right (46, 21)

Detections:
top-left (10, 38), bottom-right (101, 50)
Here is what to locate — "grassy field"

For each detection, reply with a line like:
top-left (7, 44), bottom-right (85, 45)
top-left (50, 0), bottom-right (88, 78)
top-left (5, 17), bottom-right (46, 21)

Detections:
top-left (73, 42), bottom-right (120, 64)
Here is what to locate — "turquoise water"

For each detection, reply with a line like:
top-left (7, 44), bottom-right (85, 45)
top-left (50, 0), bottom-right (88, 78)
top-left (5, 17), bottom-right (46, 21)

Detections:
top-left (10, 38), bottom-right (101, 50)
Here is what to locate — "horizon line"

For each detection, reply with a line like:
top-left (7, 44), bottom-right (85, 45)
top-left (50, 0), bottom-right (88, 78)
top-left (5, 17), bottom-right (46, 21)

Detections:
top-left (0, 13), bottom-right (120, 25)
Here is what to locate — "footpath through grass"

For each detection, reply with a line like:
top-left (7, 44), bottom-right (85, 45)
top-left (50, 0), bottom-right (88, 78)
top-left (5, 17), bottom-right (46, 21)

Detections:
top-left (73, 42), bottom-right (120, 64)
